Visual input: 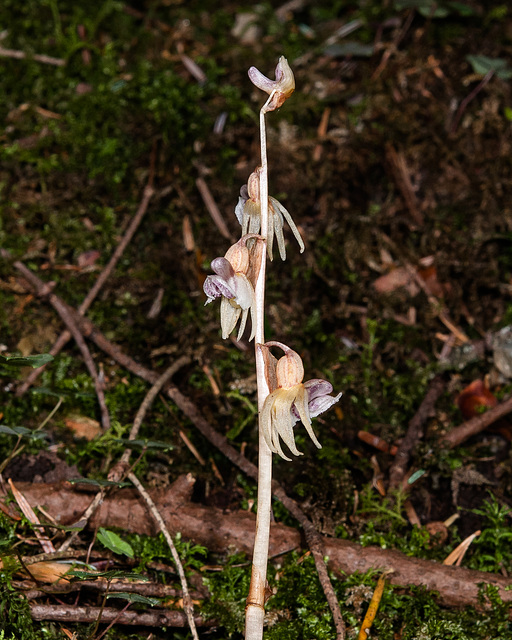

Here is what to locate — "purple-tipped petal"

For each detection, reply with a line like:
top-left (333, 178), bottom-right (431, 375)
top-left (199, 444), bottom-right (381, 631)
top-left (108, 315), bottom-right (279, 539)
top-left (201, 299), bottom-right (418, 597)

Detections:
top-left (309, 392), bottom-right (342, 418)
top-left (304, 379), bottom-right (334, 400)
top-left (248, 66), bottom-right (276, 94)
top-left (203, 275), bottom-right (236, 303)
top-left (211, 257), bottom-right (236, 280)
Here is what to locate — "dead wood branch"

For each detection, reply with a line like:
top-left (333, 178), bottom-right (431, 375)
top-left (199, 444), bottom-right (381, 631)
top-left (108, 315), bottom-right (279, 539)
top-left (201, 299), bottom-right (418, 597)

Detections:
top-left (128, 471), bottom-right (199, 640)
top-left (385, 143), bottom-right (424, 227)
top-left (4, 255), bottom-right (110, 430)
top-left (389, 374), bottom-right (445, 489)
top-left (15, 179), bottom-right (155, 397)
top-left (0, 46), bottom-right (65, 66)
top-left (10, 480), bottom-right (512, 612)
top-left (29, 604), bottom-right (211, 627)
top-left (443, 394), bottom-right (512, 448)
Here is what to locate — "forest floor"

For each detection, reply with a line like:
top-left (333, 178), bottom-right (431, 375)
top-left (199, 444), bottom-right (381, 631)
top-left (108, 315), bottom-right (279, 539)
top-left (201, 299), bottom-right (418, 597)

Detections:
top-left (1, 1), bottom-right (512, 639)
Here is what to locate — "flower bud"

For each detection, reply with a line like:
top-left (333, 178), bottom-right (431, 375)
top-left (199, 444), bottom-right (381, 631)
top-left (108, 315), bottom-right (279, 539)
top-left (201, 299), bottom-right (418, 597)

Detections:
top-left (225, 240), bottom-right (250, 274)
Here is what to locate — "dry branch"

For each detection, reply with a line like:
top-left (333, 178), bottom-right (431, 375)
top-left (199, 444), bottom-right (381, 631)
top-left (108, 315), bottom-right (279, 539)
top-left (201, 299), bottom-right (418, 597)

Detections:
top-left (15, 180), bottom-right (155, 397)
top-left (30, 604), bottom-right (211, 627)
top-left (9, 479), bottom-right (512, 612)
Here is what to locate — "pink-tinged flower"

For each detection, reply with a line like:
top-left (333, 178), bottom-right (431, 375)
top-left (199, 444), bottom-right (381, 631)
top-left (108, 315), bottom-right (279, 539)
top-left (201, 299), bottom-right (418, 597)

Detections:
top-left (260, 342), bottom-right (342, 461)
top-left (235, 168), bottom-right (304, 261)
top-left (203, 237), bottom-right (256, 341)
top-left (248, 56), bottom-right (295, 111)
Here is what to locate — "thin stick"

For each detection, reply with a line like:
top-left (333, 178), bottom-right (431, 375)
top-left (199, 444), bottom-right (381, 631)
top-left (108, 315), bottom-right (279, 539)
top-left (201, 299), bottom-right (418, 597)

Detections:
top-left (245, 93), bottom-right (273, 640)
top-left (30, 604), bottom-right (209, 627)
top-left (3, 255), bottom-right (110, 430)
top-left (15, 180), bottom-right (155, 397)
top-left (196, 176), bottom-right (234, 241)
top-left (58, 358), bottom-right (189, 552)
top-left (388, 374), bottom-right (445, 490)
top-left (449, 70), bottom-right (494, 135)
top-left (128, 471), bottom-right (199, 640)
top-left (0, 46), bottom-right (65, 66)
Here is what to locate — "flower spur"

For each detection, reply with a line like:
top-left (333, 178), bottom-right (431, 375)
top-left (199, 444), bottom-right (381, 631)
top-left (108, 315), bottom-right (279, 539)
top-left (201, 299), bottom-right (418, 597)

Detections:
top-left (203, 236), bottom-right (258, 341)
top-left (235, 167), bottom-right (305, 261)
top-left (260, 342), bottom-right (342, 461)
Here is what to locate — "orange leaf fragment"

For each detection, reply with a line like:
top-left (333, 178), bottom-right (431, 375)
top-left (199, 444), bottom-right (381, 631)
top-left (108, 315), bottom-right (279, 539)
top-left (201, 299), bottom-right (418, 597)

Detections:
top-left (456, 379), bottom-right (497, 420)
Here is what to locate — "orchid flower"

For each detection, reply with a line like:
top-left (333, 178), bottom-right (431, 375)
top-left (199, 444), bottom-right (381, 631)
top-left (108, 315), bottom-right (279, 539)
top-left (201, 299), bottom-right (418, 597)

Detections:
top-left (248, 56), bottom-right (295, 112)
top-left (259, 342), bottom-right (342, 461)
top-left (235, 167), bottom-right (305, 261)
top-left (203, 236), bottom-right (258, 341)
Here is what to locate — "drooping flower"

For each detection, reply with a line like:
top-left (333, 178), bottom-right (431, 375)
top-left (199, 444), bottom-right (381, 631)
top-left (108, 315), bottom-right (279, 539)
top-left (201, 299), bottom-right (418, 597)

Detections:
top-left (259, 342), bottom-right (342, 461)
top-left (203, 236), bottom-right (258, 341)
top-left (248, 56), bottom-right (295, 112)
top-left (235, 167), bottom-right (305, 261)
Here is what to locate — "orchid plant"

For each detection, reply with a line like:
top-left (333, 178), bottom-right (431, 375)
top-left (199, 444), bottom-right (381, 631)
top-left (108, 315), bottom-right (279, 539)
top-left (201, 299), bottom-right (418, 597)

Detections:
top-left (203, 57), bottom-right (341, 640)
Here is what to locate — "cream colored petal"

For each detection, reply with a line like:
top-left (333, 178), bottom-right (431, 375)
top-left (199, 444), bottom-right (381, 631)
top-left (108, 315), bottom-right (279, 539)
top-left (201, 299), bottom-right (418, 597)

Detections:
top-left (266, 200), bottom-right (275, 260)
top-left (233, 273), bottom-right (254, 310)
top-left (273, 387), bottom-right (303, 457)
top-left (294, 385), bottom-right (322, 449)
top-left (220, 296), bottom-right (240, 339)
top-left (248, 297), bottom-right (256, 342)
top-left (271, 197), bottom-right (305, 254)
top-left (261, 391), bottom-right (279, 453)
top-left (236, 307), bottom-right (249, 341)
top-left (272, 206), bottom-right (286, 260)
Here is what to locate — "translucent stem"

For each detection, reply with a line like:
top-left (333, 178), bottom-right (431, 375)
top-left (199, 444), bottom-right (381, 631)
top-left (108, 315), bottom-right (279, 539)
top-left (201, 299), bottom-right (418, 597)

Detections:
top-left (245, 91), bottom-right (275, 640)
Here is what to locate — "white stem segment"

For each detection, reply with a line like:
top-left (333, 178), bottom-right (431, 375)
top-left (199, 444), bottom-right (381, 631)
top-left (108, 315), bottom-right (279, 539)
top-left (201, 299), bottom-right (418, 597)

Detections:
top-left (245, 92), bottom-right (275, 640)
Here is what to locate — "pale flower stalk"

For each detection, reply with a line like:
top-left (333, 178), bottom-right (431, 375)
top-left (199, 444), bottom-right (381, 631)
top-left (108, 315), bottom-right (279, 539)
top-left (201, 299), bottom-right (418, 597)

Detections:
top-left (203, 56), bottom-right (342, 639)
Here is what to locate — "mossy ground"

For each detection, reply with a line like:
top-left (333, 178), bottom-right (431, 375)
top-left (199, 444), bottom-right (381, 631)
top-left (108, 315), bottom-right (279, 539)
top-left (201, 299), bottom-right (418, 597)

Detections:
top-left (1, 1), bottom-right (512, 638)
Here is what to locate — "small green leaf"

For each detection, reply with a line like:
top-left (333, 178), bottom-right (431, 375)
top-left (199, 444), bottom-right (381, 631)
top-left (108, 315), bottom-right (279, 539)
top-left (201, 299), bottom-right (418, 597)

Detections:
top-left (408, 469), bottom-right (426, 485)
top-left (504, 106), bottom-right (512, 122)
top-left (0, 425), bottom-right (46, 440)
top-left (97, 528), bottom-right (135, 558)
top-left (68, 477), bottom-right (131, 488)
top-left (0, 353), bottom-right (54, 368)
top-left (466, 54), bottom-right (512, 80)
top-left (114, 438), bottom-right (173, 450)
top-left (106, 592), bottom-right (159, 606)
top-left (68, 569), bottom-right (147, 581)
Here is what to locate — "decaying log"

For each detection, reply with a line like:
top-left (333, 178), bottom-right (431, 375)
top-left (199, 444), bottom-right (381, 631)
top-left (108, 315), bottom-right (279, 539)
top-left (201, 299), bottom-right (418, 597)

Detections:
top-left (8, 477), bottom-right (512, 613)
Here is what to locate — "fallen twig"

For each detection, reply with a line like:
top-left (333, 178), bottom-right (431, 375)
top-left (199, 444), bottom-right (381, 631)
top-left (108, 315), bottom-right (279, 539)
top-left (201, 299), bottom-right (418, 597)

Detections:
top-left (128, 472), bottom-right (199, 640)
top-left (388, 374), bottom-right (445, 489)
top-left (15, 177), bottom-right (155, 397)
top-left (449, 70), bottom-right (494, 135)
top-left (3, 254), bottom-right (110, 430)
top-left (442, 394), bottom-right (512, 448)
top-left (58, 357), bottom-right (190, 552)
top-left (195, 176), bottom-right (234, 241)
top-left (0, 46), bottom-right (65, 66)
top-left (29, 604), bottom-right (211, 627)
top-left (14, 480), bottom-right (512, 612)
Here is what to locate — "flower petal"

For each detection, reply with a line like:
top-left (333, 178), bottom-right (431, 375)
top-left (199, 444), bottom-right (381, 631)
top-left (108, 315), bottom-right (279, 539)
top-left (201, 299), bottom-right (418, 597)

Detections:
top-left (211, 257), bottom-right (236, 280)
top-left (248, 66), bottom-right (276, 95)
top-left (304, 379), bottom-right (334, 400)
top-left (203, 274), bottom-right (236, 303)
top-left (233, 273), bottom-right (254, 310)
top-left (235, 196), bottom-right (245, 226)
top-left (273, 387), bottom-right (303, 457)
top-left (220, 296), bottom-right (240, 339)
top-left (271, 197), bottom-right (305, 254)
top-left (261, 390), bottom-right (279, 452)
top-left (309, 392), bottom-right (342, 418)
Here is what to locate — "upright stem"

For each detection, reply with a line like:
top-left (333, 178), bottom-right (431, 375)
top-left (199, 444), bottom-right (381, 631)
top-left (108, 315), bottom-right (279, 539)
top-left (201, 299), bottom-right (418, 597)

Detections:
top-left (245, 94), bottom-right (275, 640)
